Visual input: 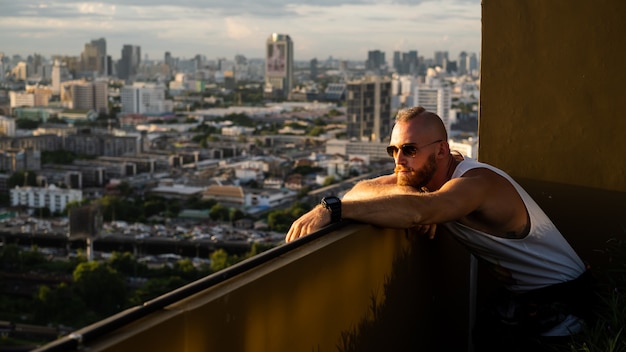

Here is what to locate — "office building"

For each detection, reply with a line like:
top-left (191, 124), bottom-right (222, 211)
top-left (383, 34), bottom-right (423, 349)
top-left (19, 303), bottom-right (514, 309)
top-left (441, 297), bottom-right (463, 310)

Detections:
top-left (119, 45), bottom-right (141, 80)
top-left (81, 43), bottom-right (98, 73)
top-left (264, 33), bottom-right (294, 99)
top-left (458, 51), bottom-right (468, 75)
top-left (434, 51), bottom-right (449, 68)
top-left (346, 76), bottom-right (393, 142)
top-left (91, 38), bottom-right (107, 76)
top-left (60, 81), bottom-right (108, 114)
top-left (120, 83), bottom-right (170, 114)
top-left (366, 50), bottom-right (386, 72)
top-left (393, 50), bottom-right (418, 75)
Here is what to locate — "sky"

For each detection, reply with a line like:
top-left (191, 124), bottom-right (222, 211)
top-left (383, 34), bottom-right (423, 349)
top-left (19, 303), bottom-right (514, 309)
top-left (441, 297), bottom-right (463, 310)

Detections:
top-left (0, 0), bottom-right (481, 62)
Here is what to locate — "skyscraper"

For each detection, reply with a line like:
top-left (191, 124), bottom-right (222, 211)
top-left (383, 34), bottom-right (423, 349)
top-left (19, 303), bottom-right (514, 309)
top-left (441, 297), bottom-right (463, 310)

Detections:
top-left (458, 51), bottom-right (468, 75)
top-left (52, 60), bottom-right (61, 95)
top-left (346, 76), bottom-right (393, 142)
top-left (264, 33), bottom-right (293, 99)
top-left (91, 38), bottom-right (107, 76)
top-left (366, 50), bottom-right (385, 72)
top-left (119, 45), bottom-right (141, 81)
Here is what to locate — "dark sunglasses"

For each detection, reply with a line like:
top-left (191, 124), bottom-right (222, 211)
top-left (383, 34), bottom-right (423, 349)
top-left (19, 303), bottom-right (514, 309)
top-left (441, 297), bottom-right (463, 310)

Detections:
top-left (386, 139), bottom-right (442, 158)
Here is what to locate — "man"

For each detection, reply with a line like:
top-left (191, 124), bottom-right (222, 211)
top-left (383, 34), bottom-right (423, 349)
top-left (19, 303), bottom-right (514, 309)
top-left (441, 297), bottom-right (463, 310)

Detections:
top-left (286, 106), bottom-right (591, 349)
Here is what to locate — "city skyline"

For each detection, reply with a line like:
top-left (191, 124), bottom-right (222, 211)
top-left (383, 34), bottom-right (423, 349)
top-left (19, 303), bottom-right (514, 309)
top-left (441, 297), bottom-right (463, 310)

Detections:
top-left (0, 0), bottom-right (481, 62)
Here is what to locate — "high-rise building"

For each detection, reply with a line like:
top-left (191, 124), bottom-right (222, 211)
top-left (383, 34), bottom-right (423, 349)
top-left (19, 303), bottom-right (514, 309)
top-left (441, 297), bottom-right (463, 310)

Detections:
top-left (81, 43), bottom-right (98, 73)
top-left (468, 53), bottom-right (479, 76)
top-left (0, 52), bottom-right (5, 82)
top-left (91, 38), bottom-right (107, 76)
top-left (346, 76), bottom-right (393, 142)
top-left (120, 83), bottom-right (168, 114)
top-left (60, 81), bottom-right (108, 114)
top-left (11, 62), bottom-right (28, 81)
top-left (52, 60), bottom-right (62, 94)
top-left (264, 33), bottom-right (293, 99)
top-left (393, 50), bottom-right (419, 75)
top-left (434, 51), bottom-right (449, 68)
top-left (366, 50), bottom-right (386, 72)
top-left (458, 51), bottom-right (468, 75)
top-left (119, 45), bottom-right (141, 80)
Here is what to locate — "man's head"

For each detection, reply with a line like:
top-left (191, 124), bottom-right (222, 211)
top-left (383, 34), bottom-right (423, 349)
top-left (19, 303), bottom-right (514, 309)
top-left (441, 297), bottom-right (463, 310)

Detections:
top-left (389, 106), bottom-right (450, 189)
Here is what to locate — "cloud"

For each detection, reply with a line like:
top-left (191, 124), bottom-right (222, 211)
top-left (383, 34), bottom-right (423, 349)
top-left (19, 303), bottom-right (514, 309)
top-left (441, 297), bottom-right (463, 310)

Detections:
top-left (0, 0), bottom-right (481, 60)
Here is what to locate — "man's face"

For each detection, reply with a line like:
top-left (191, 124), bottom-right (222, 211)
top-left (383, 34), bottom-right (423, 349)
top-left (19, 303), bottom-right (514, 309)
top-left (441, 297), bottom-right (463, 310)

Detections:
top-left (389, 120), bottom-right (439, 188)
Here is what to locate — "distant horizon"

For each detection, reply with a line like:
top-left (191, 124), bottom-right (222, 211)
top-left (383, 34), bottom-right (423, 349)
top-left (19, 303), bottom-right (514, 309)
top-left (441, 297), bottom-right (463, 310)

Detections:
top-left (0, 0), bottom-right (481, 63)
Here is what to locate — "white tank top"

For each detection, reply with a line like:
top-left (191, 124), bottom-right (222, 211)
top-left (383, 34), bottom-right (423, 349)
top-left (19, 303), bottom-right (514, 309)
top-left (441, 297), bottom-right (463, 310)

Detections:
top-left (442, 158), bottom-right (585, 292)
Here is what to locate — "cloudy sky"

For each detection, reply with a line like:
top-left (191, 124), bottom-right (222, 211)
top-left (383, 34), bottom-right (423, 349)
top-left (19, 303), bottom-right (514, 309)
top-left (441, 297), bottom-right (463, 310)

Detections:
top-left (0, 0), bottom-right (481, 62)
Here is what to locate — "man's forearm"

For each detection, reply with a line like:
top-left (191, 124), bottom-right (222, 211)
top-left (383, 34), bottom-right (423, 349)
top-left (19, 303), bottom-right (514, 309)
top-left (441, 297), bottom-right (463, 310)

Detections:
top-left (343, 175), bottom-right (401, 201)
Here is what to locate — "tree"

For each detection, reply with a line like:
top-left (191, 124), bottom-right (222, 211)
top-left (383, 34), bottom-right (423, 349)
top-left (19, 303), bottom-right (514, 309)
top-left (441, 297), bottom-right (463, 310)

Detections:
top-left (209, 204), bottom-right (230, 221)
top-left (108, 251), bottom-right (148, 277)
top-left (73, 261), bottom-right (127, 316)
top-left (229, 208), bottom-right (245, 223)
top-left (210, 249), bottom-right (233, 272)
top-left (130, 276), bottom-right (187, 305)
top-left (8, 170), bottom-right (38, 188)
top-left (307, 126), bottom-right (325, 137)
top-left (322, 176), bottom-right (336, 186)
top-left (33, 283), bottom-right (92, 326)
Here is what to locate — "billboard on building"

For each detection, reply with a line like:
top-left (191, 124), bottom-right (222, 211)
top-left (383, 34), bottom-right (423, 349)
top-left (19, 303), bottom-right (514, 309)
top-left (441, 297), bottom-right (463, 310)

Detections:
top-left (69, 204), bottom-right (102, 239)
top-left (266, 42), bottom-right (287, 77)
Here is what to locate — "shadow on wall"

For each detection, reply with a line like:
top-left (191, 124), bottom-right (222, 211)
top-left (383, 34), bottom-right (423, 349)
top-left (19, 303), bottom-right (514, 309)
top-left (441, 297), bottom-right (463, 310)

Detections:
top-left (337, 230), bottom-right (469, 352)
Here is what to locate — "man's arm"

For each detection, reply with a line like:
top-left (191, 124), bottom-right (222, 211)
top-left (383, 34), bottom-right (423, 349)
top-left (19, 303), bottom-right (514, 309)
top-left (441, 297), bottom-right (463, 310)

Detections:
top-left (341, 174), bottom-right (398, 201)
top-left (285, 171), bottom-right (491, 243)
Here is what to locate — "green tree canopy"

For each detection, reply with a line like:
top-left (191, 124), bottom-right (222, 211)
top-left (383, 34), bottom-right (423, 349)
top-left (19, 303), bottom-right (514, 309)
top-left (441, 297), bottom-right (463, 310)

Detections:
top-left (73, 261), bottom-right (127, 316)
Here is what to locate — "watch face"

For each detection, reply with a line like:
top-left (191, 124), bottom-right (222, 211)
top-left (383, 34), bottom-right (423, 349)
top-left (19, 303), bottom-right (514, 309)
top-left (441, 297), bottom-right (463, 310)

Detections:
top-left (323, 197), bottom-right (340, 206)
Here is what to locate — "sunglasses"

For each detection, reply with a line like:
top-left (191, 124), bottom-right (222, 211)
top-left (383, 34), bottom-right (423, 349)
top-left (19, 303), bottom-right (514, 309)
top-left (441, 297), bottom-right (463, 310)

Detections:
top-left (386, 139), bottom-right (442, 158)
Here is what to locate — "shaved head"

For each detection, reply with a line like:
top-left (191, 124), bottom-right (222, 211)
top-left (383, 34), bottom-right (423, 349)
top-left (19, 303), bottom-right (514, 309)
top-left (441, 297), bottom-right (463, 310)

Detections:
top-left (395, 106), bottom-right (448, 141)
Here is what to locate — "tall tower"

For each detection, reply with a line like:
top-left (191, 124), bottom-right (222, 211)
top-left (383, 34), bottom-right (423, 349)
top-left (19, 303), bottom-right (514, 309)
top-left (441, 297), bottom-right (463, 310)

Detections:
top-left (346, 76), bottom-right (393, 142)
top-left (264, 33), bottom-right (293, 99)
top-left (81, 43), bottom-right (98, 73)
top-left (119, 45), bottom-right (141, 81)
top-left (458, 51), bottom-right (468, 75)
top-left (90, 38), bottom-right (107, 76)
top-left (366, 50), bottom-right (385, 72)
top-left (52, 60), bottom-right (61, 95)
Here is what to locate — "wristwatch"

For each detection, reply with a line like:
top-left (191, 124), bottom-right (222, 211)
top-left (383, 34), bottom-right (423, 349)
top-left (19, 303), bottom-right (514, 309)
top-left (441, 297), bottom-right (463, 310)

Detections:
top-left (321, 196), bottom-right (342, 223)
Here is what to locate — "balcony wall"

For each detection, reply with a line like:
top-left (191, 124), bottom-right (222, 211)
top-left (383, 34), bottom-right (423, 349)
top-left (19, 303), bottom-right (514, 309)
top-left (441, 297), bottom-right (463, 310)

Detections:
top-left (36, 223), bottom-right (472, 352)
top-left (480, 0), bottom-right (626, 267)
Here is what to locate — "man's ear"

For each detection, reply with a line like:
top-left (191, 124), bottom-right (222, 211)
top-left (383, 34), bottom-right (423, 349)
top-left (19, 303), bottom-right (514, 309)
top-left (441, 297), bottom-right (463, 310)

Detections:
top-left (436, 141), bottom-right (448, 157)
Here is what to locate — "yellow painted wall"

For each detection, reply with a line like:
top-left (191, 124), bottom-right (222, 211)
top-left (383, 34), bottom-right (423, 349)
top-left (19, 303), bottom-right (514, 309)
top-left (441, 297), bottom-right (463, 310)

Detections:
top-left (480, 0), bottom-right (626, 192)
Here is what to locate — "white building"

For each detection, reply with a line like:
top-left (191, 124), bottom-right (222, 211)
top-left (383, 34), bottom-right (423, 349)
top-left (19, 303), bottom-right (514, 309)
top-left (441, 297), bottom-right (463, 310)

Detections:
top-left (120, 83), bottom-right (173, 114)
top-left (449, 137), bottom-right (479, 159)
top-left (10, 185), bottom-right (83, 213)
top-left (245, 188), bottom-right (297, 210)
top-left (413, 85), bottom-right (452, 133)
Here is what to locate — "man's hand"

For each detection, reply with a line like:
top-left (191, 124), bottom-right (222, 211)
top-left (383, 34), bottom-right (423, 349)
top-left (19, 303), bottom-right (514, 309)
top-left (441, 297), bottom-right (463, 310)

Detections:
top-left (285, 206), bottom-right (331, 243)
top-left (414, 223), bottom-right (437, 239)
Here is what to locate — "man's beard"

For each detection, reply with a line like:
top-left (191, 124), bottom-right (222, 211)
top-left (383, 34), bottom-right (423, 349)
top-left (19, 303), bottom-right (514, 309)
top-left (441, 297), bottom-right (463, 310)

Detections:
top-left (395, 152), bottom-right (437, 188)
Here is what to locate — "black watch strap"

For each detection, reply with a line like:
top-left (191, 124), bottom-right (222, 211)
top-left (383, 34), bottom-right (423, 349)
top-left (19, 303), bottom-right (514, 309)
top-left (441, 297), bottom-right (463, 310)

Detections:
top-left (321, 196), bottom-right (342, 223)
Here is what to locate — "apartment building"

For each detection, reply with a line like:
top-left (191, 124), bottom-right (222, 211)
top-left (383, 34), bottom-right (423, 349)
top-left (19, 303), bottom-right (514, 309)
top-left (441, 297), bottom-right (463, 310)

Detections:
top-left (10, 185), bottom-right (82, 213)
